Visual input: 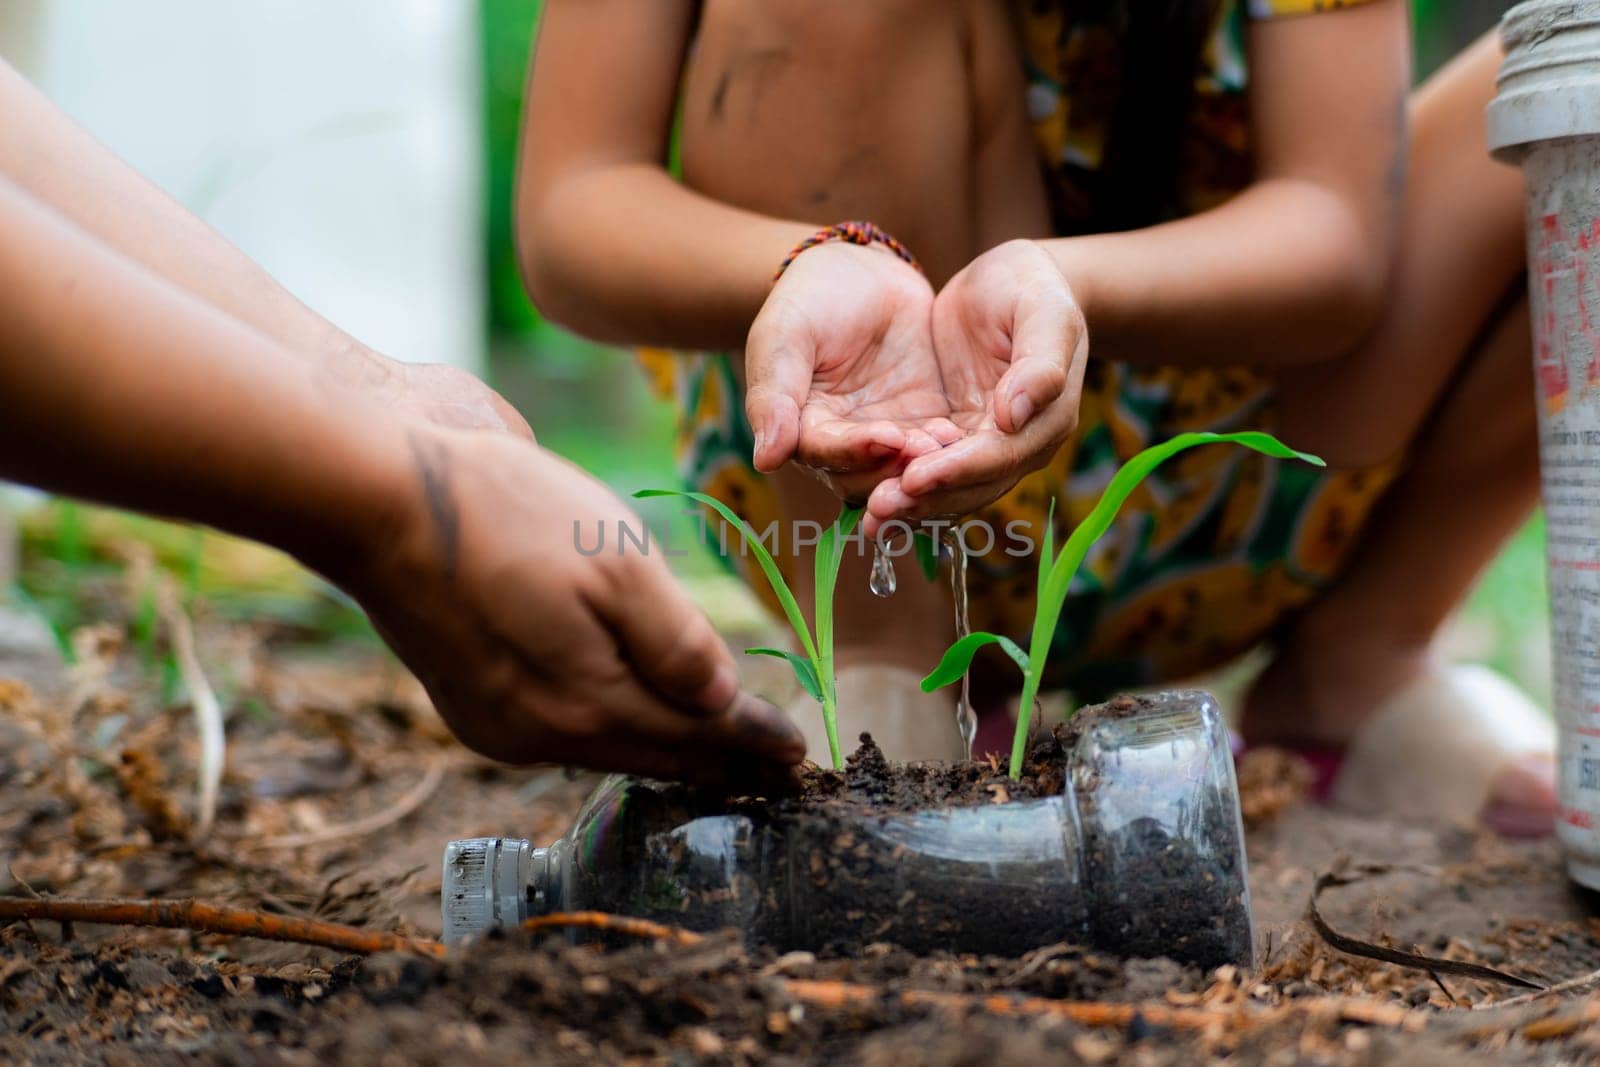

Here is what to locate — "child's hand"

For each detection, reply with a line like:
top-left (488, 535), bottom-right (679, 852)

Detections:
top-left (864, 239), bottom-right (1086, 532)
top-left (340, 427), bottom-right (806, 789)
top-left (744, 241), bottom-right (961, 505)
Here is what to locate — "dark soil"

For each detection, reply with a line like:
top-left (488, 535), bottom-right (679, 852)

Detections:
top-left (741, 727), bottom-right (1069, 815)
top-left (3, 628), bottom-right (1600, 1064)
top-left (708, 690), bottom-right (1146, 819)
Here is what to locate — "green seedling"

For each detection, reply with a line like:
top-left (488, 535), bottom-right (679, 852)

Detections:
top-left (920, 431), bottom-right (1324, 779)
top-left (635, 490), bottom-right (863, 768)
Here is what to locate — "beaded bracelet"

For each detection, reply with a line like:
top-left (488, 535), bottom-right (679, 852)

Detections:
top-left (773, 220), bottom-right (923, 282)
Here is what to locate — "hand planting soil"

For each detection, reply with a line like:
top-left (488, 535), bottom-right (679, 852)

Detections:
top-left (636, 490), bottom-right (864, 769)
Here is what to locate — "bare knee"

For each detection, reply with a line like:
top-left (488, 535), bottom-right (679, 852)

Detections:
top-left (1276, 291), bottom-right (1536, 473)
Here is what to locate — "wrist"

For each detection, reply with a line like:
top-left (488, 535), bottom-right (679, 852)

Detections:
top-left (774, 220), bottom-right (922, 284)
top-left (268, 389), bottom-right (423, 589)
top-left (1039, 238), bottom-right (1099, 328)
top-left (317, 330), bottom-right (407, 399)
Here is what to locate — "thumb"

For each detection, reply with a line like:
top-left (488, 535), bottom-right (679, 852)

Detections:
top-left (745, 308), bottom-right (815, 473)
top-left (602, 552), bottom-right (740, 713)
top-left (993, 294), bottom-right (1083, 434)
top-left (598, 552), bottom-right (808, 757)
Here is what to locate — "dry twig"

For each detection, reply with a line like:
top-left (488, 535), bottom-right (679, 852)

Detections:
top-left (251, 757), bottom-right (447, 850)
top-left (523, 911), bottom-right (706, 946)
top-left (1308, 865), bottom-right (1542, 990)
top-left (0, 896), bottom-right (444, 957)
top-left (158, 583), bottom-right (224, 839)
top-left (1474, 967), bottom-right (1600, 1010)
top-left (778, 978), bottom-right (1425, 1033)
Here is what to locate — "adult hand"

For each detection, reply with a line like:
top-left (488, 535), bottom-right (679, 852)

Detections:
top-left (744, 242), bottom-right (961, 505)
top-left (864, 239), bottom-right (1086, 536)
top-left (321, 342), bottom-right (536, 441)
top-left (397, 361), bottom-right (536, 441)
top-left (0, 158), bottom-right (778, 788)
top-left (340, 427), bottom-right (806, 790)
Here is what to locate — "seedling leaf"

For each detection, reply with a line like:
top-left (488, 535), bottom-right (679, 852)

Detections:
top-left (746, 647), bottom-right (823, 702)
top-left (637, 489), bottom-right (860, 769)
top-left (920, 430), bottom-right (1325, 780)
top-left (996, 634), bottom-right (1030, 672)
top-left (814, 506), bottom-right (864, 674)
top-left (1039, 496), bottom-right (1056, 587)
top-left (1031, 432), bottom-right (1318, 669)
top-left (1007, 430), bottom-right (1323, 777)
top-left (920, 631), bottom-right (1027, 691)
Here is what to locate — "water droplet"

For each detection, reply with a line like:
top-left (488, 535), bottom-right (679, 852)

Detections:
top-left (869, 544), bottom-right (897, 598)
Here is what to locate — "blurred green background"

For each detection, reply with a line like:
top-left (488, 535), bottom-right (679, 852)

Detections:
top-left (480, 0), bottom-right (679, 509)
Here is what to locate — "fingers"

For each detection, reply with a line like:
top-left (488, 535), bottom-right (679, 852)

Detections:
top-left (792, 413), bottom-right (957, 506)
top-left (706, 691), bottom-right (811, 769)
top-left (583, 560), bottom-right (809, 764)
top-left (864, 474), bottom-right (1016, 537)
top-left (749, 391), bottom-right (802, 473)
top-left (794, 416), bottom-right (906, 474)
top-left (559, 735), bottom-right (805, 793)
top-left (922, 418), bottom-right (965, 447)
top-left (812, 466), bottom-right (898, 510)
top-left (900, 296), bottom-right (1083, 506)
top-left (745, 315), bottom-right (816, 473)
top-left (480, 629), bottom-right (807, 775)
top-left (605, 683), bottom-right (808, 770)
top-left (493, 394), bottom-right (538, 443)
top-left (993, 286), bottom-right (1083, 434)
top-left (576, 670), bottom-right (808, 771)
top-left (897, 430), bottom-right (1030, 499)
top-left (590, 551), bottom-right (742, 715)
top-left (872, 409), bottom-right (1073, 528)
top-left (993, 358), bottom-right (1067, 435)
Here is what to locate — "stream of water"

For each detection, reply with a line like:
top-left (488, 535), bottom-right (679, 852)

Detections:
top-left (868, 543), bottom-right (896, 598)
top-left (947, 535), bottom-right (975, 759)
top-left (867, 535), bottom-right (975, 760)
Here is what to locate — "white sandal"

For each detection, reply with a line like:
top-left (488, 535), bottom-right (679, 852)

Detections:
top-left (1329, 663), bottom-right (1557, 837)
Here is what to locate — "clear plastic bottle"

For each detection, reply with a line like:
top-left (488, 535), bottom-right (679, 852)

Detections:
top-left (443, 690), bottom-right (1253, 968)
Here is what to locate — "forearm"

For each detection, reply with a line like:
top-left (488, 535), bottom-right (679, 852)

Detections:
top-left (1049, 178), bottom-right (1389, 369)
top-left (0, 60), bottom-right (388, 377)
top-left (0, 176), bottom-right (409, 577)
top-left (518, 163), bottom-right (812, 351)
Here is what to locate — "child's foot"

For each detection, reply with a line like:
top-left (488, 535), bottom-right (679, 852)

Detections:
top-left (1244, 650), bottom-right (1556, 837)
top-left (1328, 663), bottom-right (1556, 837)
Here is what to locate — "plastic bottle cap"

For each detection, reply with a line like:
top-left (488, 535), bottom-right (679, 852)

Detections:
top-left (441, 837), bottom-right (533, 945)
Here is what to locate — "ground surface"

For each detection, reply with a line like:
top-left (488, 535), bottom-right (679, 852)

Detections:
top-left (2, 613), bottom-right (1599, 1065)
